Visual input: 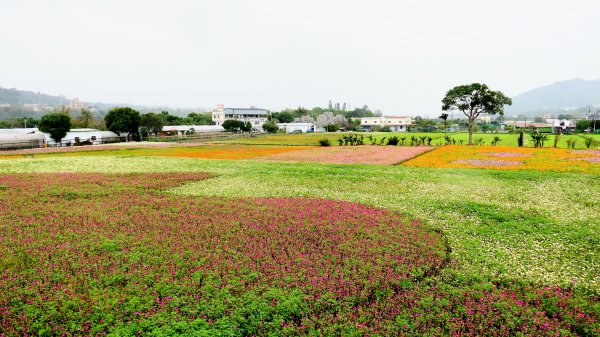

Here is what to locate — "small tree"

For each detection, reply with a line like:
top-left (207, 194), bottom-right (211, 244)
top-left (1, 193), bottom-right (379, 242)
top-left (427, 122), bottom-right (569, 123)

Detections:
top-left (141, 113), bottom-right (164, 136)
top-left (324, 124), bottom-right (338, 132)
top-left (518, 129), bottom-right (524, 147)
top-left (262, 121), bottom-right (279, 133)
top-left (439, 113), bottom-right (449, 137)
top-left (442, 83), bottom-right (512, 145)
top-left (38, 113), bottom-right (71, 145)
top-left (105, 107), bottom-right (142, 141)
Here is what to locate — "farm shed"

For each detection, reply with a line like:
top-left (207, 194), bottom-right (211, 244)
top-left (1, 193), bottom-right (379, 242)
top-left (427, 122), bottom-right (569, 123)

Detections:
top-left (162, 125), bottom-right (225, 135)
top-left (0, 128), bottom-right (40, 135)
top-left (45, 129), bottom-right (121, 146)
top-left (276, 123), bottom-right (316, 133)
top-left (0, 133), bottom-right (46, 150)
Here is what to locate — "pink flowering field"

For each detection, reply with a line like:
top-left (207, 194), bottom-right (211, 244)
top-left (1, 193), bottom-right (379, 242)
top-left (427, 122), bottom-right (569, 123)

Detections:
top-left (0, 173), bottom-right (598, 336)
top-left (256, 146), bottom-right (434, 165)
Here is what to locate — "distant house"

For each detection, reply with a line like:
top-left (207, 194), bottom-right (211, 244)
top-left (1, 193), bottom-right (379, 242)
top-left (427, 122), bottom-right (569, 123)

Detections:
top-left (360, 116), bottom-right (412, 132)
top-left (552, 119), bottom-right (576, 134)
top-left (476, 113), bottom-right (493, 124)
top-left (212, 106), bottom-right (270, 131)
top-left (510, 121), bottom-right (551, 129)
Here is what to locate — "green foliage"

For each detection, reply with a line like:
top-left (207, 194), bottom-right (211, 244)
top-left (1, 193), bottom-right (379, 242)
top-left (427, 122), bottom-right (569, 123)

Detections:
top-left (336, 134), bottom-right (363, 146)
top-left (576, 120), bottom-right (590, 132)
top-left (262, 121), bottom-right (279, 133)
top-left (318, 138), bottom-right (331, 146)
top-left (553, 134), bottom-right (561, 148)
top-left (566, 137), bottom-right (578, 149)
top-left (222, 120), bottom-right (252, 133)
top-left (141, 113), bottom-right (164, 136)
top-left (270, 111), bottom-right (294, 123)
top-left (185, 112), bottom-right (213, 125)
top-left (324, 124), bottom-right (338, 132)
top-left (529, 131), bottom-right (549, 148)
top-left (582, 136), bottom-right (598, 149)
top-left (442, 83), bottom-right (512, 145)
top-left (387, 136), bottom-right (399, 146)
top-left (105, 107), bottom-right (142, 140)
top-left (38, 112), bottom-right (71, 143)
top-left (518, 130), bottom-right (524, 147)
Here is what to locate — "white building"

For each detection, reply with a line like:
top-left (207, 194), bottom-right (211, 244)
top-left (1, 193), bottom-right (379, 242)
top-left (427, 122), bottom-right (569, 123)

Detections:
top-left (276, 123), bottom-right (315, 133)
top-left (552, 119), bottom-right (576, 134)
top-left (476, 113), bottom-right (493, 124)
top-left (46, 128), bottom-right (120, 146)
top-left (212, 106), bottom-right (270, 130)
top-left (162, 125), bottom-right (224, 135)
top-left (360, 116), bottom-right (412, 132)
top-left (0, 133), bottom-right (46, 150)
top-left (0, 128), bottom-right (120, 147)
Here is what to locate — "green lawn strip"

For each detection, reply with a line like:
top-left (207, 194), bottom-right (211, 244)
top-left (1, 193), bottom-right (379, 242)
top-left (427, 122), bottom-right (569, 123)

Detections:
top-left (1, 156), bottom-right (598, 294)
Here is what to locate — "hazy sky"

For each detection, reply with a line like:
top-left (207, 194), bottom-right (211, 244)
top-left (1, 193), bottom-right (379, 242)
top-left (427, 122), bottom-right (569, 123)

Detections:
top-left (1, 0), bottom-right (599, 116)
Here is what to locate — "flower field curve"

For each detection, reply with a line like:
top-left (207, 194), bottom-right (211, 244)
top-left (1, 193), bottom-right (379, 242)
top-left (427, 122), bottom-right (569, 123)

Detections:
top-left (0, 173), bottom-right (599, 336)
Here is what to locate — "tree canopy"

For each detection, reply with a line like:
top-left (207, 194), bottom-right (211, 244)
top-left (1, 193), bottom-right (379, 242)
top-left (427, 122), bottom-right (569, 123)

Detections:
top-left (38, 112), bottom-right (71, 144)
top-left (105, 107), bottom-right (142, 140)
top-left (222, 120), bottom-right (252, 133)
top-left (262, 120), bottom-right (279, 133)
top-left (141, 113), bottom-right (164, 136)
top-left (442, 83), bottom-right (511, 145)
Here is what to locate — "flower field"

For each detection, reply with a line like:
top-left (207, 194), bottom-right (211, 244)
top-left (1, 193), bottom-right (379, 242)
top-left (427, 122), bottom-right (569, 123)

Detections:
top-left (1, 172), bottom-right (598, 336)
top-left (403, 145), bottom-right (600, 174)
top-left (0, 144), bottom-right (315, 161)
top-left (256, 146), bottom-right (433, 165)
top-left (219, 132), bottom-right (600, 148)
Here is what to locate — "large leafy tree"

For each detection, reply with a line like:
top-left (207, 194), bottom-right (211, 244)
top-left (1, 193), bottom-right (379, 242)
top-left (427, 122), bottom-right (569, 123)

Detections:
top-left (141, 113), bottom-right (164, 136)
top-left (442, 83), bottom-right (512, 145)
top-left (105, 107), bottom-right (142, 141)
top-left (222, 120), bottom-right (252, 133)
top-left (38, 112), bottom-right (71, 145)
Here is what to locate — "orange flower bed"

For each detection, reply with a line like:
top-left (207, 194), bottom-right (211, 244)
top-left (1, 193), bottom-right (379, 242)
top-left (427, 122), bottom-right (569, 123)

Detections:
top-left (0, 144), bottom-right (316, 161)
top-left (154, 145), bottom-right (316, 160)
top-left (403, 145), bottom-right (600, 174)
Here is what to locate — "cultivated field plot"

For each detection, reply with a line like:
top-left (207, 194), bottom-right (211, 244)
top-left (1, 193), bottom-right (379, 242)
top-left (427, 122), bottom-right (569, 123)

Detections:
top-left (1, 171), bottom-right (598, 336)
top-left (255, 146), bottom-right (433, 165)
top-left (219, 132), bottom-right (600, 148)
top-left (0, 152), bottom-right (599, 336)
top-left (0, 144), bottom-right (315, 161)
top-left (403, 145), bottom-right (600, 174)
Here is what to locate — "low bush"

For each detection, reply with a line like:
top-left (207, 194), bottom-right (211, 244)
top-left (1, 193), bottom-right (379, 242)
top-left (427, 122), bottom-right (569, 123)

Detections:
top-left (318, 138), bottom-right (331, 146)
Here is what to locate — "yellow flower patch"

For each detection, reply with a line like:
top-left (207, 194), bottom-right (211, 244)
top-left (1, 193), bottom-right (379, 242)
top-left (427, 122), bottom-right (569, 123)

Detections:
top-left (403, 145), bottom-right (600, 174)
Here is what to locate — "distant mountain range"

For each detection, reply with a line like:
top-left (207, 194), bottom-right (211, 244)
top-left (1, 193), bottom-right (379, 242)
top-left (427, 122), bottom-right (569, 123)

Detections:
top-left (0, 87), bottom-right (70, 106)
top-left (507, 79), bottom-right (600, 116)
top-left (0, 87), bottom-right (196, 119)
top-left (3, 79), bottom-right (600, 119)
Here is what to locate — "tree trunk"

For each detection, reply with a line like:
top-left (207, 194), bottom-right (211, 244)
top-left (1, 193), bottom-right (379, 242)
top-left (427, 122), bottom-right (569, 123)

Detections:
top-left (468, 123), bottom-right (473, 145)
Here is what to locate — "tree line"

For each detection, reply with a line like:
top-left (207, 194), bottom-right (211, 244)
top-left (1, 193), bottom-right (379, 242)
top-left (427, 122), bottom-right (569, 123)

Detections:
top-left (30, 107), bottom-right (212, 144)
